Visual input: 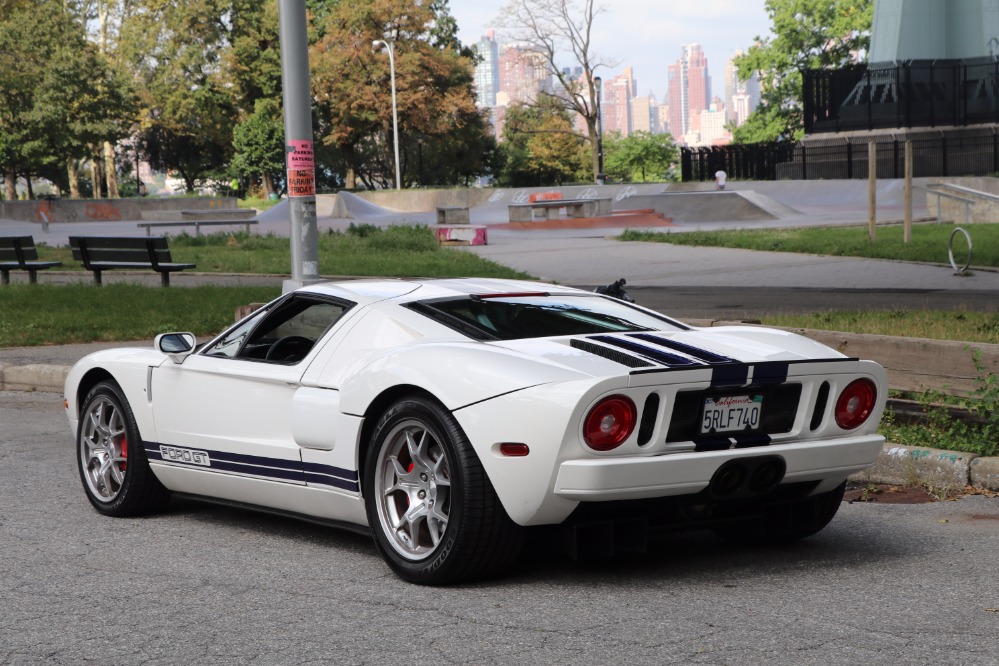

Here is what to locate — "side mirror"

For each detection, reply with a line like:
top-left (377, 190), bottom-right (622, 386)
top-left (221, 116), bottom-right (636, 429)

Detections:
top-left (154, 332), bottom-right (197, 364)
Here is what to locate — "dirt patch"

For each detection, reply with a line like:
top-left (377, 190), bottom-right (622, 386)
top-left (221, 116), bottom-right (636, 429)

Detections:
top-left (845, 482), bottom-right (942, 504)
top-left (845, 482), bottom-right (999, 504)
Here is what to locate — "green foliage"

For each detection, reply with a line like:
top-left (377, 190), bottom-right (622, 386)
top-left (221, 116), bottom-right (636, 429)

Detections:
top-left (603, 131), bottom-right (680, 183)
top-left (231, 98), bottom-right (285, 195)
top-left (0, 0), bottom-right (135, 185)
top-left (880, 351), bottom-right (999, 457)
top-left (762, 310), bottom-right (999, 345)
top-left (309, 0), bottom-right (488, 189)
top-left (734, 0), bottom-right (873, 142)
top-left (497, 97), bottom-right (590, 187)
top-left (0, 284), bottom-right (280, 347)
top-left (619, 223), bottom-right (999, 267)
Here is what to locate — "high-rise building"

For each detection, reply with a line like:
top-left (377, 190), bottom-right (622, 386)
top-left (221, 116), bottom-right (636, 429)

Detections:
top-left (498, 43), bottom-right (552, 106)
top-left (473, 31), bottom-right (500, 108)
top-left (631, 93), bottom-right (658, 134)
top-left (724, 50), bottom-right (760, 127)
top-left (667, 44), bottom-right (711, 142)
top-left (602, 67), bottom-right (636, 136)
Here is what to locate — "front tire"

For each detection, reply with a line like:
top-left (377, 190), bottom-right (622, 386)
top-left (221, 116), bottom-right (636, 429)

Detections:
top-left (711, 481), bottom-right (846, 545)
top-left (363, 396), bottom-right (523, 585)
top-left (77, 381), bottom-right (170, 516)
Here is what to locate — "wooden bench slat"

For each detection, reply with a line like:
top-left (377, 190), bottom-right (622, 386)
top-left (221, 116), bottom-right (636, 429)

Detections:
top-left (68, 236), bottom-right (195, 287)
top-left (0, 236), bottom-right (62, 284)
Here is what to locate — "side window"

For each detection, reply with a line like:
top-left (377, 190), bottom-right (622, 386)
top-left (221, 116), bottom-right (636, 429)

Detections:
top-left (202, 296), bottom-right (350, 364)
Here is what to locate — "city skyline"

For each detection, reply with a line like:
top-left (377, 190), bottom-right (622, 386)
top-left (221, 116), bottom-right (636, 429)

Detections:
top-left (448, 0), bottom-right (773, 103)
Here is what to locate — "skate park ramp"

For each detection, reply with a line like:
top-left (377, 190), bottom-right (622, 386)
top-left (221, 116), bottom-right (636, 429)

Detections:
top-left (622, 191), bottom-right (798, 223)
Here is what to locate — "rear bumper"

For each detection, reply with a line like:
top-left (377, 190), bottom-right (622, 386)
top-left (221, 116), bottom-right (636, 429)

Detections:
top-left (554, 434), bottom-right (884, 502)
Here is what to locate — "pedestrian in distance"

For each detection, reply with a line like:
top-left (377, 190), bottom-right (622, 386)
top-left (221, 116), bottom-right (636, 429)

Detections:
top-left (715, 169), bottom-right (727, 190)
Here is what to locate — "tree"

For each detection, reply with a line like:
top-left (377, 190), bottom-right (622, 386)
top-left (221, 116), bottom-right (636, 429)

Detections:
top-left (603, 131), bottom-right (679, 183)
top-left (310, 0), bottom-right (487, 189)
top-left (0, 0), bottom-right (134, 199)
top-left (497, 96), bottom-right (589, 187)
top-left (495, 0), bottom-right (613, 183)
top-left (122, 0), bottom-right (238, 192)
top-left (231, 98), bottom-right (285, 198)
top-left (734, 0), bottom-right (872, 142)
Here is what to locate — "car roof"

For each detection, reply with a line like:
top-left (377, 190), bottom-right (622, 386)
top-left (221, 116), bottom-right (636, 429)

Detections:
top-left (296, 278), bottom-right (586, 306)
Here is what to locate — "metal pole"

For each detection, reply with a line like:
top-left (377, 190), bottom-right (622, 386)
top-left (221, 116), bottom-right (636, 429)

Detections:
top-left (278, 0), bottom-right (320, 292)
top-left (594, 76), bottom-right (604, 185)
top-left (373, 40), bottom-right (401, 190)
top-left (868, 141), bottom-right (877, 242)
top-left (904, 140), bottom-right (913, 244)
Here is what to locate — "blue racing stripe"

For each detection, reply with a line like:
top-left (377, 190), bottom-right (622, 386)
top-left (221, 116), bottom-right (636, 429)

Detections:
top-left (145, 441), bottom-right (359, 490)
top-left (590, 335), bottom-right (699, 367)
top-left (711, 365), bottom-right (749, 387)
top-left (752, 362), bottom-right (789, 385)
top-left (628, 334), bottom-right (736, 364)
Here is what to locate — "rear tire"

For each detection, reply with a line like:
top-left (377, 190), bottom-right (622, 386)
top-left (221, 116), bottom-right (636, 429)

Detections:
top-left (711, 481), bottom-right (846, 545)
top-left (77, 381), bottom-right (170, 516)
top-left (363, 396), bottom-right (524, 585)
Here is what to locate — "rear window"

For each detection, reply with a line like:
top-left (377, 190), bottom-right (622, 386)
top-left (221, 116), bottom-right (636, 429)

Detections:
top-left (406, 294), bottom-right (687, 341)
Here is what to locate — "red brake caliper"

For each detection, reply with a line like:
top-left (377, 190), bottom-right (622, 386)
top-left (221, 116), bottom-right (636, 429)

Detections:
top-left (121, 435), bottom-right (127, 471)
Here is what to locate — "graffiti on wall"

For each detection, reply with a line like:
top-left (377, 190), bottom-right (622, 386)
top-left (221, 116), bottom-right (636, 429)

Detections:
top-left (85, 203), bottom-right (121, 221)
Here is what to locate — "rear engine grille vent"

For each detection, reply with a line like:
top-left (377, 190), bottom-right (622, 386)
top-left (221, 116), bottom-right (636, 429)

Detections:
top-left (570, 339), bottom-right (653, 368)
top-left (810, 381), bottom-right (830, 431)
top-left (665, 384), bottom-right (803, 444)
top-left (637, 393), bottom-right (660, 446)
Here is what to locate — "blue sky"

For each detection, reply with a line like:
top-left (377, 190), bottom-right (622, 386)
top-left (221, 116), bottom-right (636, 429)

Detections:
top-left (448, 0), bottom-right (774, 101)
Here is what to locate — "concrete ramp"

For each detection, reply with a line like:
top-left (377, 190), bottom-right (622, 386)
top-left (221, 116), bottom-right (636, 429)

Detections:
top-left (621, 191), bottom-right (783, 222)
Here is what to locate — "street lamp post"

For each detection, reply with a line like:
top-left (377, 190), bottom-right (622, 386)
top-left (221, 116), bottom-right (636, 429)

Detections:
top-left (372, 39), bottom-right (401, 190)
top-left (594, 76), bottom-right (604, 185)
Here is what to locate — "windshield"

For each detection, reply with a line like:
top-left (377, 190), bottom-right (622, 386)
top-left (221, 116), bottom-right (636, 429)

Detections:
top-left (407, 294), bottom-right (686, 341)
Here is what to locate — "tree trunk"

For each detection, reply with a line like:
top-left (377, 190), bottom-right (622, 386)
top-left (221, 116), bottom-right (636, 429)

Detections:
top-left (587, 117), bottom-right (601, 184)
top-left (262, 172), bottom-right (275, 198)
top-left (103, 141), bottom-right (119, 198)
top-left (3, 171), bottom-right (15, 200)
top-left (90, 152), bottom-right (103, 198)
top-left (25, 175), bottom-right (34, 199)
top-left (67, 158), bottom-right (81, 199)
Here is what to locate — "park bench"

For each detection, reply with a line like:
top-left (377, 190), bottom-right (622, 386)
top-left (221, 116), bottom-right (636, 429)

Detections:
top-left (69, 236), bottom-right (195, 287)
top-left (507, 197), bottom-right (612, 222)
top-left (0, 236), bottom-right (62, 285)
top-left (136, 220), bottom-right (259, 236)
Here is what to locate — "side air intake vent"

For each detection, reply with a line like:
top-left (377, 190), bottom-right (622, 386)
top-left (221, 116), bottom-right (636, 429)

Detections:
top-left (571, 339), bottom-right (653, 368)
top-left (810, 381), bottom-right (830, 431)
top-left (637, 393), bottom-right (660, 445)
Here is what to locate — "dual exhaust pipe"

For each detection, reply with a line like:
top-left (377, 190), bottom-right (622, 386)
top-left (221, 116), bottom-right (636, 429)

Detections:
top-left (709, 456), bottom-right (787, 499)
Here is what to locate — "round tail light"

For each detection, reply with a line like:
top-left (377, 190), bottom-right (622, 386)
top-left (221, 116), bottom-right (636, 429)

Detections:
top-left (583, 395), bottom-right (637, 451)
top-left (834, 379), bottom-right (877, 430)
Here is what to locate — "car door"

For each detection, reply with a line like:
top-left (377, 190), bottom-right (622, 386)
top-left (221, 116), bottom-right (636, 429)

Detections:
top-left (149, 294), bottom-right (352, 495)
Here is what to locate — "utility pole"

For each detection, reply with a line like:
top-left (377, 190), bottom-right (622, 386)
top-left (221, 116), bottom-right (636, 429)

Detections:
top-left (278, 0), bottom-right (320, 293)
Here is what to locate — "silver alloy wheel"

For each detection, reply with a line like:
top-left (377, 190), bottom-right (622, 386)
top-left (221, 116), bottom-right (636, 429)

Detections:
top-left (80, 396), bottom-right (128, 502)
top-left (373, 418), bottom-right (452, 561)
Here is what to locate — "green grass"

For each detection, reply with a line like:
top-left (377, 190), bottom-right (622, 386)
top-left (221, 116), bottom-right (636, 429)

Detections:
top-left (238, 196), bottom-right (282, 211)
top-left (760, 310), bottom-right (999, 344)
top-left (0, 284), bottom-right (281, 347)
top-left (37, 226), bottom-right (532, 279)
top-left (620, 222), bottom-right (999, 267)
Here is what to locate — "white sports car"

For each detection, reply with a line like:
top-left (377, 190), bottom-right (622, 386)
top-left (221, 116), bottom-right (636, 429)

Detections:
top-left (65, 278), bottom-right (887, 584)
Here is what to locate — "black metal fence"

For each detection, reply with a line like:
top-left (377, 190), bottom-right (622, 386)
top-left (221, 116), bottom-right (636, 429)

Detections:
top-left (682, 129), bottom-right (999, 182)
top-left (803, 58), bottom-right (999, 134)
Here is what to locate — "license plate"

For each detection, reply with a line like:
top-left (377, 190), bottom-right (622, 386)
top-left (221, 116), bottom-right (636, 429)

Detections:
top-left (701, 394), bottom-right (763, 434)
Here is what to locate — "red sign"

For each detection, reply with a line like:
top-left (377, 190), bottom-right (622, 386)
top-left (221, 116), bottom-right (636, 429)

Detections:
top-left (287, 169), bottom-right (315, 197)
top-left (287, 140), bottom-right (315, 170)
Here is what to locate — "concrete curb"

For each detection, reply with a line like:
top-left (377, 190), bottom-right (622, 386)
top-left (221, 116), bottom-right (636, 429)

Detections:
top-left (0, 363), bottom-right (70, 393)
top-left (5, 361), bottom-right (996, 493)
top-left (849, 443), bottom-right (998, 492)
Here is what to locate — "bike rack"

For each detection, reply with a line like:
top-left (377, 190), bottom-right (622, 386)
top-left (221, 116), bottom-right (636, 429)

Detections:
top-left (949, 227), bottom-right (973, 275)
